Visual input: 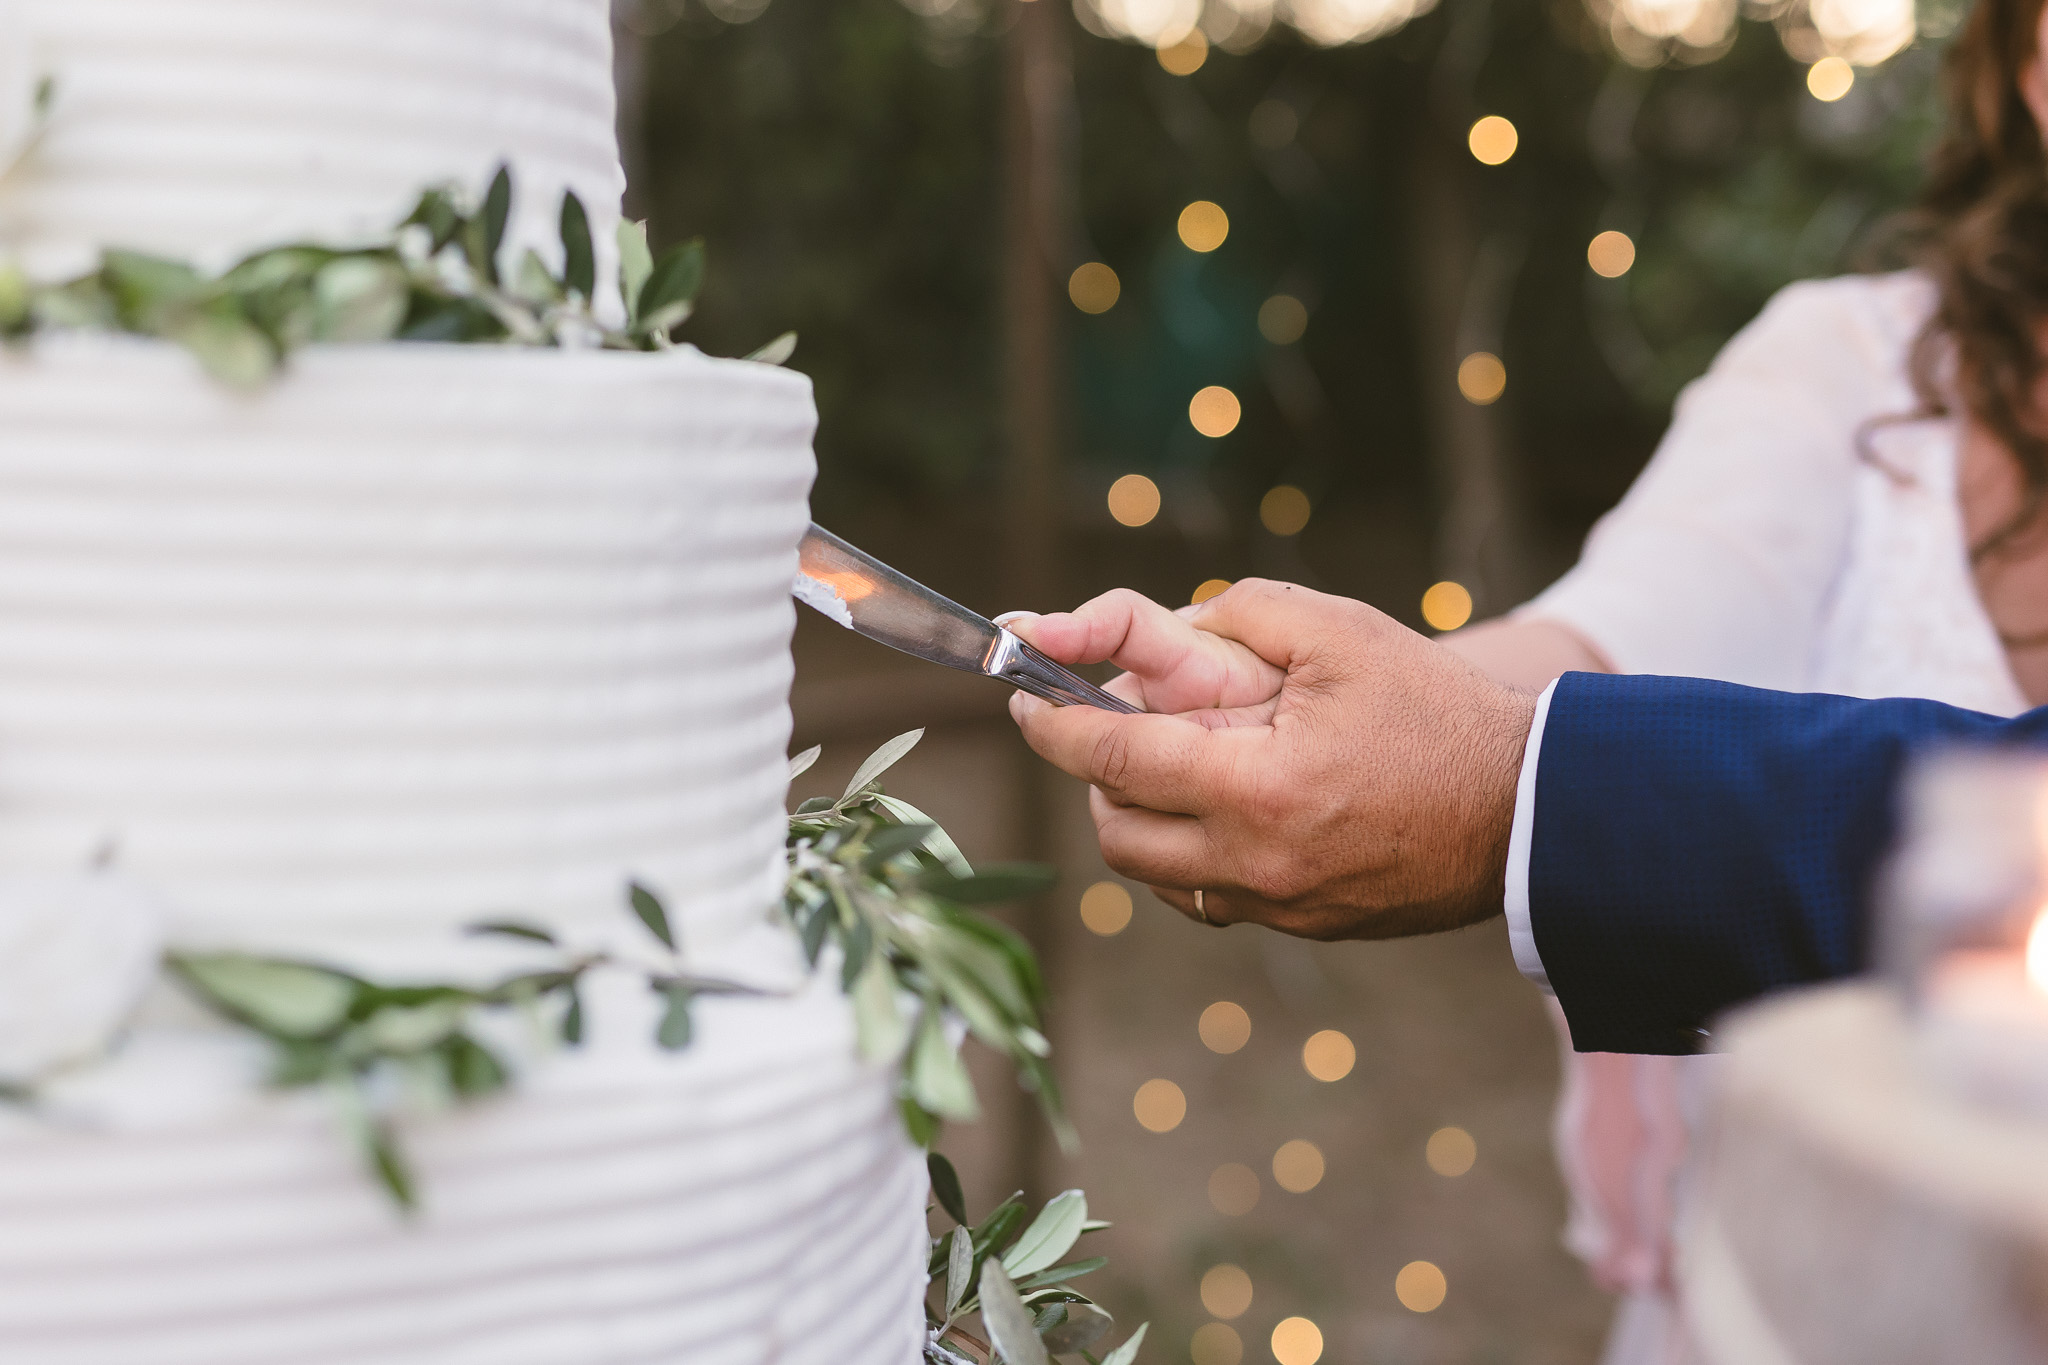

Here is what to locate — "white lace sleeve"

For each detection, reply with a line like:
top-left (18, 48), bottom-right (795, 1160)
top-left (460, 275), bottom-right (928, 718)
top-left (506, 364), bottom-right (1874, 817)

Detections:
top-left (1521, 273), bottom-right (1927, 690)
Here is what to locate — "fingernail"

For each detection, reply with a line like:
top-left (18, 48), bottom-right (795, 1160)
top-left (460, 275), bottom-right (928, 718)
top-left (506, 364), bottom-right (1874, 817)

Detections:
top-left (993, 610), bottom-right (1040, 627)
top-left (1010, 690), bottom-right (1049, 719)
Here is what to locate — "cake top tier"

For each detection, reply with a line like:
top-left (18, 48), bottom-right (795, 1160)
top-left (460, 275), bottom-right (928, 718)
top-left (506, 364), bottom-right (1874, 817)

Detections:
top-left (0, 0), bottom-right (626, 282)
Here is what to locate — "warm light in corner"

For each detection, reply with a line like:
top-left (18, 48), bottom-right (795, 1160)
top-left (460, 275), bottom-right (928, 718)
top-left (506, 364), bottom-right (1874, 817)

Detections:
top-left (1179, 200), bottom-right (1230, 252)
top-left (1260, 485), bottom-right (1312, 536)
top-left (1587, 230), bottom-right (1636, 278)
top-left (1080, 880), bottom-right (1133, 936)
top-left (1808, 56), bottom-right (1854, 102)
top-left (1200, 1263), bottom-right (1254, 1319)
top-left (1458, 351), bottom-right (1507, 404)
top-left (2026, 906), bottom-right (2048, 995)
top-left (1422, 581), bottom-right (1474, 632)
top-left (1190, 1322), bottom-right (1243, 1365)
top-left (1200, 1001), bottom-right (1252, 1053)
top-left (1158, 29), bottom-right (1208, 74)
top-left (1468, 115), bottom-right (1518, 165)
top-left (1108, 473), bottom-right (1161, 527)
top-left (1190, 386), bottom-right (1242, 437)
top-left (1134, 1077), bottom-right (1187, 1132)
top-left (1396, 1260), bottom-right (1447, 1312)
top-left (1069, 262), bottom-right (1120, 314)
top-left (1303, 1028), bottom-right (1355, 1081)
top-left (1271, 1316), bottom-right (1324, 1365)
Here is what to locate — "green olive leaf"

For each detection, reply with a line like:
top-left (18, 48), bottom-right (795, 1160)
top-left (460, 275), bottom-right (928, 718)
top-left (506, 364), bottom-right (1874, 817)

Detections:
top-left (977, 1259), bottom-right (1051, 1365)
top-left (169, 953), bottom-right (357, 1039)
top-left (559, 190), bottom-right (595, 299)
top-left (907, 1005), bottom-right (978, 1120)
top-left (629, 880), bottom-right (677, 951)
top-left (746, 330), bottom-right (797, 365)
top-left (1001, 1189), bottom-right (1087, 1279)
top-left (840, 729), bottom-right (924, 802)
top-left (616, 218), bottom-right (654, 326)
top-left (1098, 1322), bottom-right (1150, 1365)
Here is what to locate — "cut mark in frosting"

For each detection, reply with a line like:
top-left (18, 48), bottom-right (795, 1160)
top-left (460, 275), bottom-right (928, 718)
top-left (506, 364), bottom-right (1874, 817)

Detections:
top-left (793, 571), bottom-right (855, 628)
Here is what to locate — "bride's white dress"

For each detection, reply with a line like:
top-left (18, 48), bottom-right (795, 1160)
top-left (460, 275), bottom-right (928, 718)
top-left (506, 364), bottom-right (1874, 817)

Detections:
top-left (1521, 269), bottom-right (2030, 1365)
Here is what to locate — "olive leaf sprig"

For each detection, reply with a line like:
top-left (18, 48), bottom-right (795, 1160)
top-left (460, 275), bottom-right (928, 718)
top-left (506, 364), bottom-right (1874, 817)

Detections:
top-left (784, 730), bottom-right (1074, 1152)
top-left (922, 1153), bottom-right (1148, 1365)
top-left (0, 162), bottom-right (796, 386)
top-left (169, 880), bottom-right (754, 1211)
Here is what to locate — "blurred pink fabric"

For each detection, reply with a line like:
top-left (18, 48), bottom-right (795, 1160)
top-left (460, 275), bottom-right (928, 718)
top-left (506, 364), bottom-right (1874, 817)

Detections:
top-left (1549, 1003), bottom-right (1705, 1365)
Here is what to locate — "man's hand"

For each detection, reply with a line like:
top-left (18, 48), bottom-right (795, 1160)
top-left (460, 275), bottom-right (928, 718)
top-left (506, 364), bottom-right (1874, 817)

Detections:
top-left (1005, 580), bottom-right (1537, 940)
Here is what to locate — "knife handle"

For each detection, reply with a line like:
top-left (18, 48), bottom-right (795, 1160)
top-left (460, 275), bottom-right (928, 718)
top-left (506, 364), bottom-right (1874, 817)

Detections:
top-left (994, 636), bottom-right (1142, 714)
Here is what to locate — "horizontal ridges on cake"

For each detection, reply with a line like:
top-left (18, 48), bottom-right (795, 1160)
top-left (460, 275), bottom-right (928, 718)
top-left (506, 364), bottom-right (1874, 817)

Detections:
top-left (0, 340), bottom-right (817, 957)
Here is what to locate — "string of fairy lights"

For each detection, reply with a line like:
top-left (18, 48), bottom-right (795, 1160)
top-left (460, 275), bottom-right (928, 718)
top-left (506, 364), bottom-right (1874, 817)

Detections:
top-left (1075, 0), bottom-right (1918, 633)
top-left (1080, 876), bottom-right (1480, 1363)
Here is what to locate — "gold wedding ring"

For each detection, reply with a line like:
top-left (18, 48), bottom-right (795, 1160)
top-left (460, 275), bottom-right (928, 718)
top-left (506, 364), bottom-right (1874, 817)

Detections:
top-left (1193, 889), bottom-right (1209, 925)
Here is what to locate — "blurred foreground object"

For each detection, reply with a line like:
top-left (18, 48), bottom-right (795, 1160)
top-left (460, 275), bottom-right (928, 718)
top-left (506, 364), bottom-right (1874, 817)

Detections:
top-left (1686, 754), bottom-right (2048, 1365)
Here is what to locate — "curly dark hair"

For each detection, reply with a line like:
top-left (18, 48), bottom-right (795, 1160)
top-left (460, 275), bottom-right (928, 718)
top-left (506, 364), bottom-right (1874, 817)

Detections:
top-left (1904, 0), bottom-right (2048, 561)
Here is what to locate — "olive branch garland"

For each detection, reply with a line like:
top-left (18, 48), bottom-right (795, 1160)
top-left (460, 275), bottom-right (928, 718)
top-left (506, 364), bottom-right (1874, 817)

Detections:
top-left (920, 1164), bottom-right (1149, 1365)
top-left (784, 729), bottom-right (1074, 1153)
top-left (168, 883), bottom-right (754, 1212)
top-left (0, 161), bottom-right (796, 385)
top-left (787, 731), bottom-right (1146, 1365)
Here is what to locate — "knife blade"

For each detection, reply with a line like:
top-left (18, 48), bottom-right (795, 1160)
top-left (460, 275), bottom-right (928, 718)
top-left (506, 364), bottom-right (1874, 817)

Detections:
top-left (793, 523), bottom-right (1139, 714)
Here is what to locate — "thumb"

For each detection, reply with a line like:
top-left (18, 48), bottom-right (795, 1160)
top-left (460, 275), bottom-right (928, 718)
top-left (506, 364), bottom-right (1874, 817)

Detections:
top-left (1189, 579), bottom-right (1385, 670)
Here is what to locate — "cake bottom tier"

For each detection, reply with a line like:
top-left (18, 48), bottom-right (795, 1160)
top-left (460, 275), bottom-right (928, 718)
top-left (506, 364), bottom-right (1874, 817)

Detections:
top-left (0, 968), bottom-right (927, 1365)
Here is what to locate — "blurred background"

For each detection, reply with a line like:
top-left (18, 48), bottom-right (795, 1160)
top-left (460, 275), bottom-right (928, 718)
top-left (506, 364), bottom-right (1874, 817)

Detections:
top-left (613, 0), bottom-right (1947, 1358)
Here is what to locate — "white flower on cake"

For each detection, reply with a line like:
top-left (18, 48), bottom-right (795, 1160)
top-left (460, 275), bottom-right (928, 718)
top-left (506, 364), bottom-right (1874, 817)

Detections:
top-left (0, 874), bottom-right (167, 1087)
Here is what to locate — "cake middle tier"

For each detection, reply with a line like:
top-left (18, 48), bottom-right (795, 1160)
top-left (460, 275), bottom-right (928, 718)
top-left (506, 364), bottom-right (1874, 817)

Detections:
top-left (0, 336), bottom-right (816, 967)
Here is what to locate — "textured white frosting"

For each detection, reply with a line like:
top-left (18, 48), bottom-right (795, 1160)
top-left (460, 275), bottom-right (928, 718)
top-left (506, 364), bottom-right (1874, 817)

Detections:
top-left (0, 337), bottom-right (928, 1361)
top-left (0, 962), bottom-right (928, 1364)
top-left (0, 334), bottom-right (813, 970)
top-left (0, 0), bottom-right (625, 285)
top-left (0, 7), bottom-right (932, 1357)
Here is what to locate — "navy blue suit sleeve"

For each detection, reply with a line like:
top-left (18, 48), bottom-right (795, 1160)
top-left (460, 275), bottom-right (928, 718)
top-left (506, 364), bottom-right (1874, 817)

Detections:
top-left (1529, 672), bottom-right (2048, 1054)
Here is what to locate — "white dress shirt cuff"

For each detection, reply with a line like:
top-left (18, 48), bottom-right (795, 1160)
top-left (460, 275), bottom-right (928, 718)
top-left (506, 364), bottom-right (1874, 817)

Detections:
top-left (1503, 678), bottom-right (1559, 993)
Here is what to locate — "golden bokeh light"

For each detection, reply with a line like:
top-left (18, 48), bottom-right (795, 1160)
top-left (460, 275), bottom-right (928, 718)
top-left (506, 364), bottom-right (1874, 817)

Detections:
top-left (1427, 1126), bottom-right (1478, 1176)
top-left (1079, 880), bottom-right (1134, 936)
top-left (1192, 577), bottom-right (1232, 605)
top-left (1199, 1263), bottom-right (1254, 1320)
top-left (1133, 1078), bottom-right (1187, 1133)
top-left (1189, 385), bottom-right (1242, 438)
top-left (1107, 473), bottom-right (1161, 527)
top-left (1271, 1316), bottom-right (1324, 1365)
top-left (1467, 115), bottom-right (1518, 165)
top-left (1808, 56), bottom-right (1854, 102)
top-left (1178, 200), bottom-right (1230, 252)
top-left (1258, 293), bottom-right (1309, 344)
top-left (1587, 230), bottom-right (1636, 279)
top-left (1457, 351), bottom-right (1507, 405)
top-left (1068, 262), bottom-right (1121, 314)
top-left (1302, 1028), bottom-right (1355, 1082)
top-left (1199, 1001), bottom-right (1252, 1054)
top-left (1208, 1162), bottom-right (1261, 1215)
top-left (1260, 484), bottom-right (1311, 537)
top-left (1190, 1322), bottom-right (1244, 1365)
top-left (1421, 581), bottom-right (1474, 632)
top-left (1158, 29), bottom-right (1208, 74)
top-left (1396, 1260), bottom-right (1448, 1312)
top-left (1272, 1138), bottom-right (1325, 1193)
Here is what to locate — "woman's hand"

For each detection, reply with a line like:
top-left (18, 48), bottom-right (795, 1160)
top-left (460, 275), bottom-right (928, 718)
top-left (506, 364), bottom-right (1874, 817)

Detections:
top-left (1006, 580), bottom-right (1536, 940)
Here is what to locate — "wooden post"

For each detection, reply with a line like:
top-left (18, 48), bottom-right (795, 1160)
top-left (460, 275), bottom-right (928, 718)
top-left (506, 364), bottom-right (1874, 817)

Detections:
top-left (1000, 0), bottom-right (1072, 1206)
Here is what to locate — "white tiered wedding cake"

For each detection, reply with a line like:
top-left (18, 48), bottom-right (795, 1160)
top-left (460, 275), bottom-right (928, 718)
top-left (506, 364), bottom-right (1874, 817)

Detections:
top-left (0, 3), bottom-right (927, 1360)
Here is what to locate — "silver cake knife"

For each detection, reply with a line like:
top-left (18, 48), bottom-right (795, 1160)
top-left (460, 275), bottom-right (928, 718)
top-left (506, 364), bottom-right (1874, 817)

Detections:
top-left (793, 523), bottom-right (1140, 713)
